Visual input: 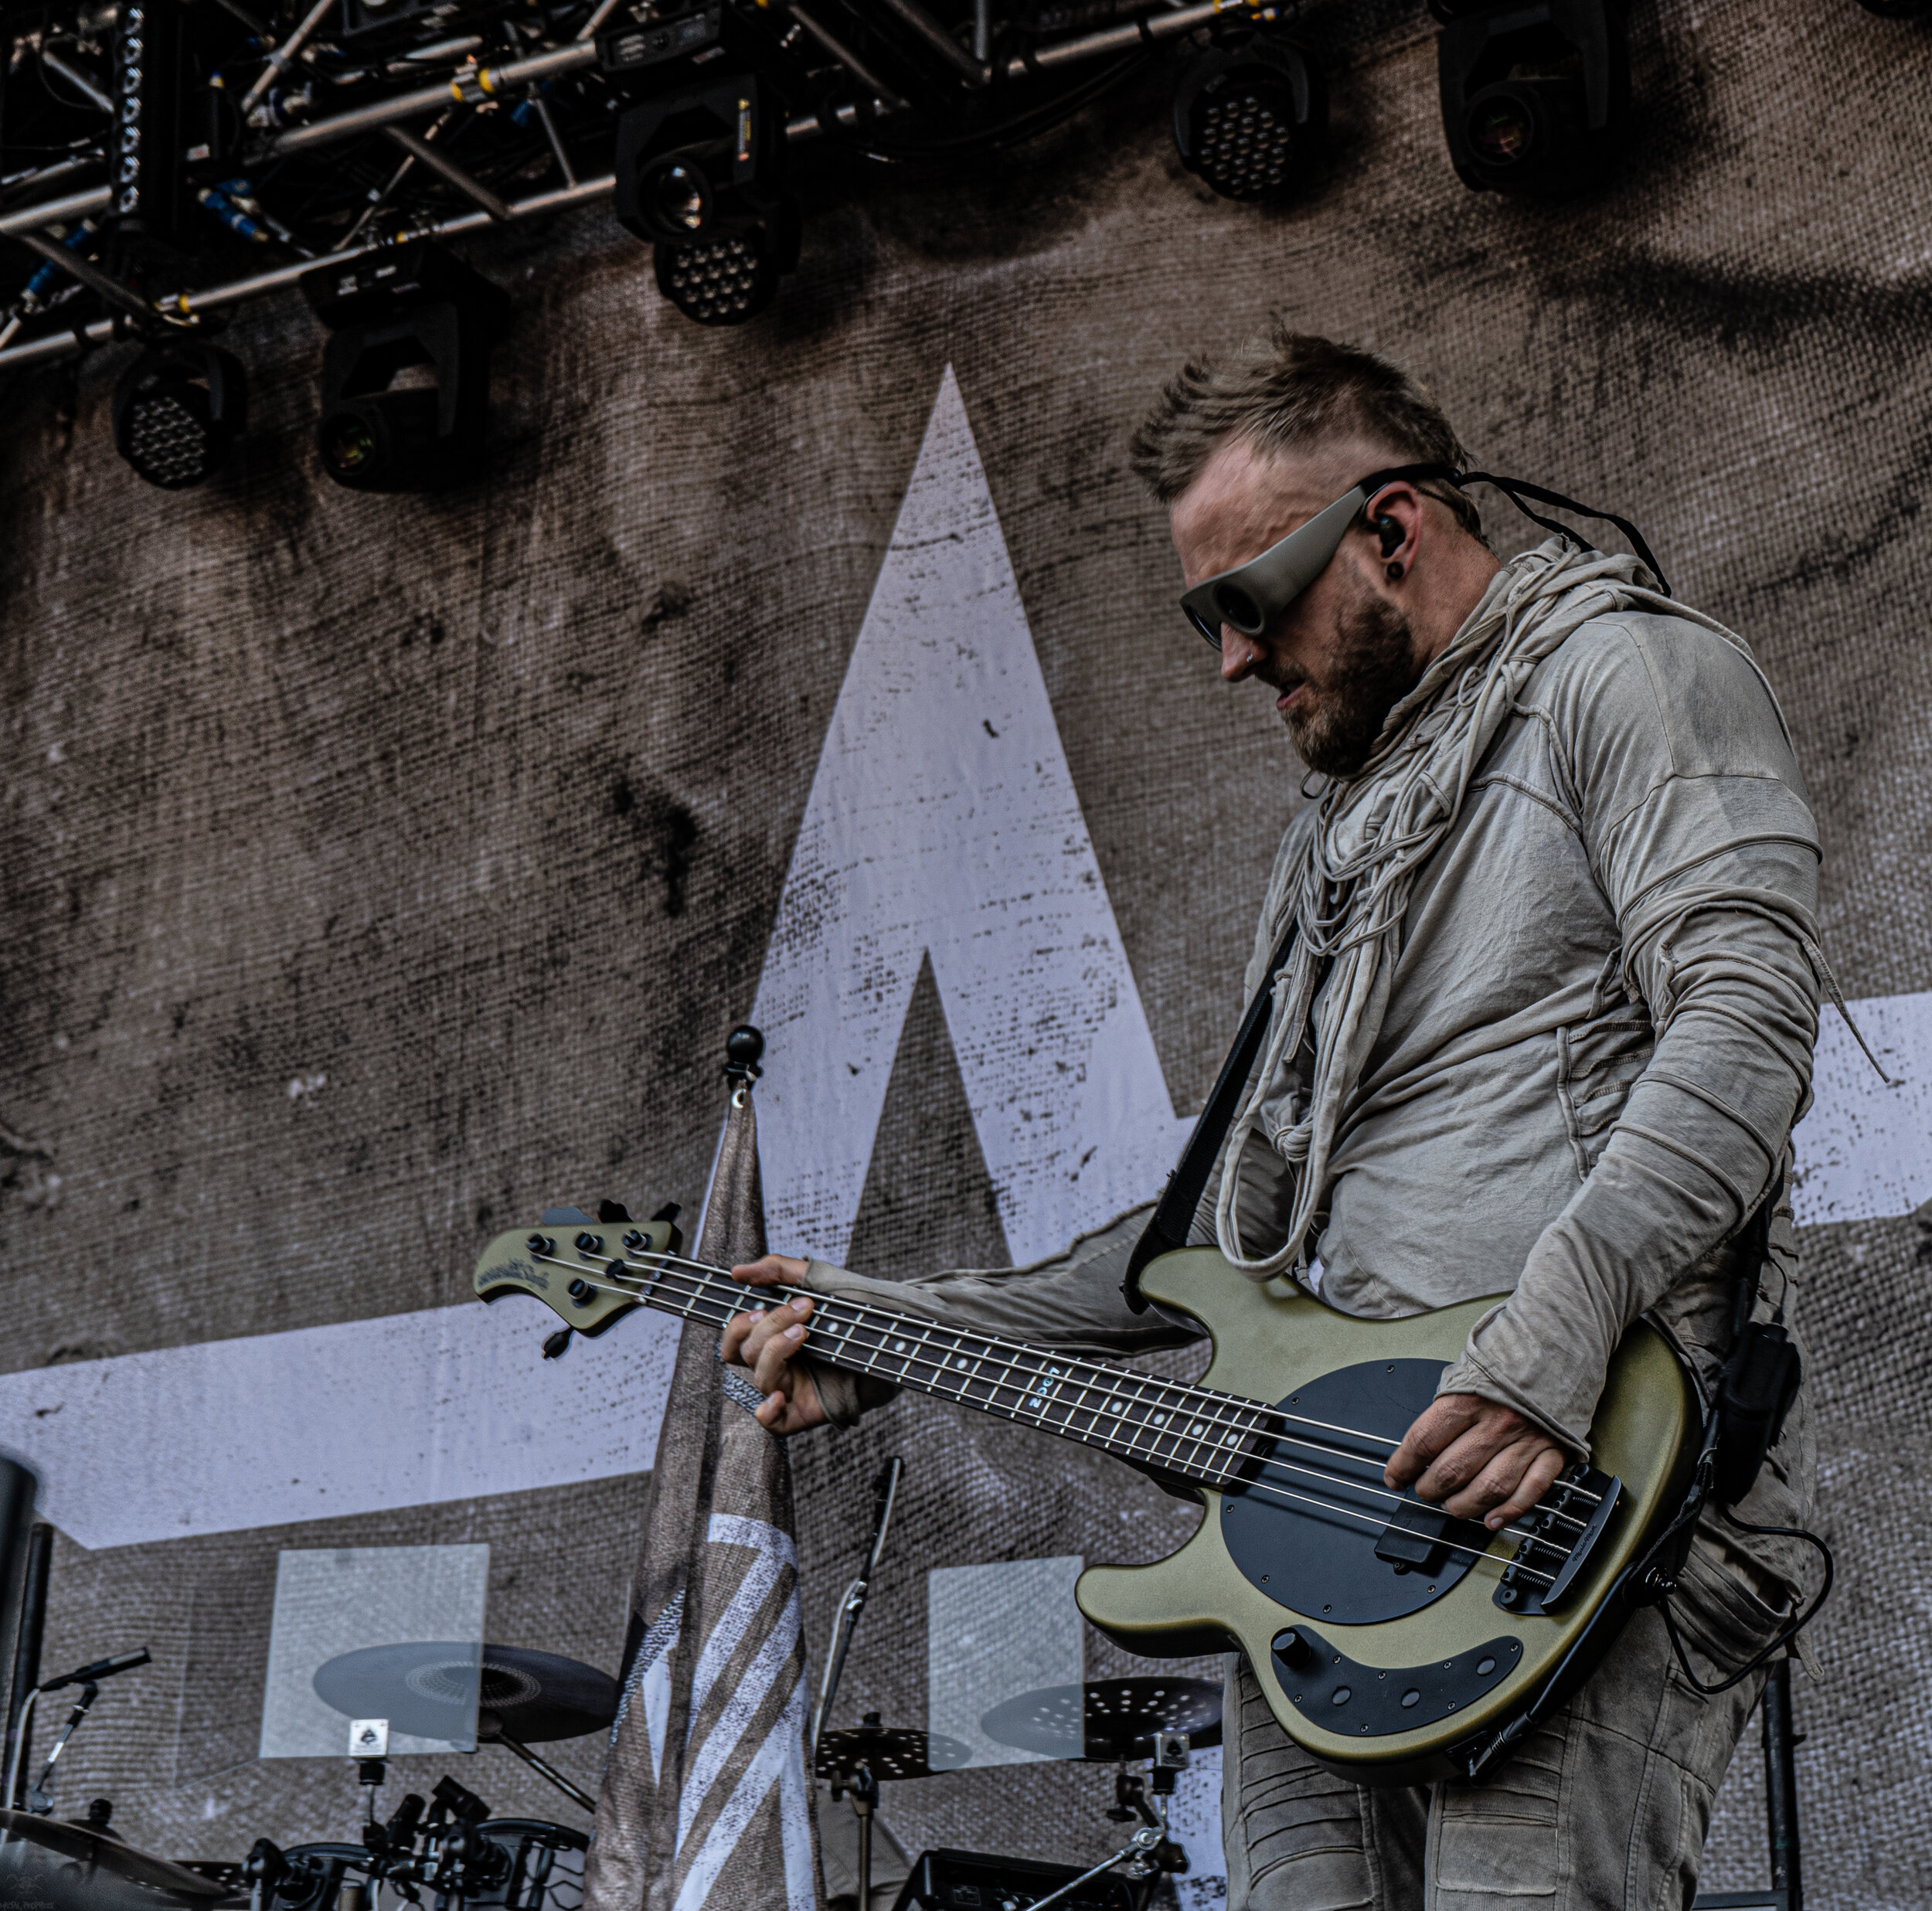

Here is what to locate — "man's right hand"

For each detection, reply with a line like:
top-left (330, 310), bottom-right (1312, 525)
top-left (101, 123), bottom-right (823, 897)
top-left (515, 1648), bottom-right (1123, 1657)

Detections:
top-left (720, 1254), bottom-right (826, 1435)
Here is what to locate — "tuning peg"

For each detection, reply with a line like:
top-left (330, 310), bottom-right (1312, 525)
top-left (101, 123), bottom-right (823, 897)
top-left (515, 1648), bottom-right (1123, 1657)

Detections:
top-left (542, 1328), bottom-right (573, 1361)
top-left (599, 1199), bottom-right (634, 1224)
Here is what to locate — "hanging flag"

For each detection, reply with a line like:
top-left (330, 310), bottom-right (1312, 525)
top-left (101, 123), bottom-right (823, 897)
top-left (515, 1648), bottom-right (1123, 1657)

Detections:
top-left (584, 1030), bottom-right (822, 1911)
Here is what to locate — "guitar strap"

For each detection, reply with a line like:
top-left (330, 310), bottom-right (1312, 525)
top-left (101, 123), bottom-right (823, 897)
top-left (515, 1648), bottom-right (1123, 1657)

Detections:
top-left (1122, 914), bottom-right (1304, 1313)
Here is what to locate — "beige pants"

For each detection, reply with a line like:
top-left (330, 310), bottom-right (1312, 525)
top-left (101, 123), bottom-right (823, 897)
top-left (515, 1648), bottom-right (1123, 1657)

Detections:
top-left (1222, 1532), bottom-right (1785, 1911)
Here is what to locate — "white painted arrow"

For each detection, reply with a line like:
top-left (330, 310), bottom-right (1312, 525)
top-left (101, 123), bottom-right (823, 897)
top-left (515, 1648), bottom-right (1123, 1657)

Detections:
top-left (747, 366), bottom-right (1193, 1269)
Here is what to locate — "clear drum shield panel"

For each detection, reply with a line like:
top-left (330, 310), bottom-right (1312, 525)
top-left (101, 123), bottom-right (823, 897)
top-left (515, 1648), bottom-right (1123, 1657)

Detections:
top-left (926, 1556), bottom-right (1083, 1770)
top-left (258, 1543), bottom-right (490, 1758)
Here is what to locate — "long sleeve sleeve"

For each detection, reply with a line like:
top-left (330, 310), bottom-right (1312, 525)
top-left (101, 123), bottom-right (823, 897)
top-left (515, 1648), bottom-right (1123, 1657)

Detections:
top-left (794, 1206), bottom-right (1205, 1426)
top-left (1437, 614), bottom-right (1823, 1452)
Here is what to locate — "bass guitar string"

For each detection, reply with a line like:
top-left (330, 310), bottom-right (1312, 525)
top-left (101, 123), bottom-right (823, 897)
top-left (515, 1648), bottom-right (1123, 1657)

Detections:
top-left (543, 1250), bottom-right (1574, 1576)
top-left (576, 1241), bottom-right (1601, 1517)
top-left (578, 1246), bottom-right (1595, 1538)
top-left (553, 1262), bottom-right (1560, 1581)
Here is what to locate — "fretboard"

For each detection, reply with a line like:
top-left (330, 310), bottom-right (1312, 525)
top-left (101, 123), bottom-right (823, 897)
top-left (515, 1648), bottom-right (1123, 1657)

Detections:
top-left (532, 1238), bottom-right (1284, 1491)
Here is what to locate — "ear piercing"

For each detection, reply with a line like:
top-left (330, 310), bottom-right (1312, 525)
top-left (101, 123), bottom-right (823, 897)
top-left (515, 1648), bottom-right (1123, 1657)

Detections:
top-left (1386, 562), bottom-right (1405, 581)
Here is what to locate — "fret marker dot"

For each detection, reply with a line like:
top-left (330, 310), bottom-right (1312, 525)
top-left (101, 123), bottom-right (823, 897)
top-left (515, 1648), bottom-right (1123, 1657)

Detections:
top-left (1189, 1423), bottom-right (1204, 1437)
top-left (893, 1340), bottom-right (906, 1353)
top-left (1224, 1432), bottom-right (1238, 1444)
top-left (954, 1356), bottom-right (968, 1369)
top-left (1152, 1413), bottom-right (1166, 1426)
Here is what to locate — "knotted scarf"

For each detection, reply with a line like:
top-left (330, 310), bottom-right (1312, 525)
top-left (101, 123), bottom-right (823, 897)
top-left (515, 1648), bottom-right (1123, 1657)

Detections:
top-left (1213, 536), bottom-right (1784, 1284)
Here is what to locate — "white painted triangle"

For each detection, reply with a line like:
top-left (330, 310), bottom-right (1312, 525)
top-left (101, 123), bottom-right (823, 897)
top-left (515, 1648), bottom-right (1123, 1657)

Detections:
top-left (749, 366), bottom-right (1192, 1268)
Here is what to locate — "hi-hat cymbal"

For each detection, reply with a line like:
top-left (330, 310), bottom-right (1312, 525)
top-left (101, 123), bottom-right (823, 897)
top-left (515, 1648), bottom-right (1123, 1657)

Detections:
top-left (0, 1809), bottom-right (235, 1907)
top-left (314, 1643), bottom-right (618, 1745)
top-left (978, 1678), bottom-right (1223, 1761)
top-left (815, 1725), bottom-right (972, 1781)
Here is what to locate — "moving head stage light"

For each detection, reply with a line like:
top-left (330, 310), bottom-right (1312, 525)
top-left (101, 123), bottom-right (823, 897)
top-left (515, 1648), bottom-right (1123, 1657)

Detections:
top-left (1172, 32), bottom-right (1326, 204)
top-left (301, 243), bottom-right (509, 493)
top-left (1434, 0), bottom-right (1629, 196)
top-left (607, 12), bottom-right (801, 327)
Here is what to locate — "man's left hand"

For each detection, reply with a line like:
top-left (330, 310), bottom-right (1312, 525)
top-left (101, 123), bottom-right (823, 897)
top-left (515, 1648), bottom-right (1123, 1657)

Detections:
top-left (1385, 1393), bottom-right (1569, 1531)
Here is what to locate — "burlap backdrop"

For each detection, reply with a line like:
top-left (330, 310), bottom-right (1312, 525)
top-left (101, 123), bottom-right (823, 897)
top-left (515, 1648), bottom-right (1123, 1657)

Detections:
top-left (3, 0), bottom-right (1929, 1902)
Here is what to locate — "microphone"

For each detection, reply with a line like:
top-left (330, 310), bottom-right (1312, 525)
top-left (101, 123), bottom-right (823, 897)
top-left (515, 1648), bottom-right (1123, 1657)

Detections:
top-left (41, 1647), bottom-right (150, 1692)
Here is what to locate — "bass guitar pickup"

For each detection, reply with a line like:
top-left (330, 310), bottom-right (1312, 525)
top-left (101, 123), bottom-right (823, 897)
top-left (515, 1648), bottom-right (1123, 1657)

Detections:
top-left (1494, 1462), bottom-right (1621, 1615)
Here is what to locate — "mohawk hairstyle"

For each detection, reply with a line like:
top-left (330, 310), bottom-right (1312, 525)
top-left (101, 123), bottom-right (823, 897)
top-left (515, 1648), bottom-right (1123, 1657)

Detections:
top-left (1128, 323), bottom-right (1485, 539)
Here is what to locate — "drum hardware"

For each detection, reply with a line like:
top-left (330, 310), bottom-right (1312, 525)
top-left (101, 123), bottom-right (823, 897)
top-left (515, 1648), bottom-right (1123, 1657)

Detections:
top-left (889, 1848), bottom-right (1138, 1911)
top-left (314, 1643), bottom-right (614, 1817)
top-left (964, 1681), bottom-right (1216, 1908)
top-left (809, 1457), bottom-right (910, 1911)
top-left (811, 1459), bottom-right (903, 1774)
top-left (816, 1716), bottom-right (969, 1911)
top-left (476, 1719), bottom-right (597, 1814)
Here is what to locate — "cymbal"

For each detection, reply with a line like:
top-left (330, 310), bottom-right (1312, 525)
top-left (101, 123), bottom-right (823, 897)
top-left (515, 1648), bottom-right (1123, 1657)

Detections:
top-left (978, 1678), bottom-right (1223, 1761)
top-left (815, 1725), bottom-right (972, 1781)
top-left (314, 1643), bottom-right (618, 1745)
top-left (0, 1808), bottom-right (236, 1906)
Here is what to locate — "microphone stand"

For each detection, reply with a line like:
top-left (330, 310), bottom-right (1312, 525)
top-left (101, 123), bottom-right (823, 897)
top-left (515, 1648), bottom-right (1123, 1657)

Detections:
top-left (809, 1457), bottom-right (902, 1776)
top-left (4, 1647), bottom-right (151, 1814)
top-left (810, 1459), bottom-right (902, 1911)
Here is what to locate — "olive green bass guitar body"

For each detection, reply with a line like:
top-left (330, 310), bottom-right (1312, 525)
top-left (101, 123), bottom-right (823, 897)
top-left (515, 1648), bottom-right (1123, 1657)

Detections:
top-left (1079, 1248), bottom-right (1698, 1784)
top-left (474, 1216), bottom-right (1699, 1785)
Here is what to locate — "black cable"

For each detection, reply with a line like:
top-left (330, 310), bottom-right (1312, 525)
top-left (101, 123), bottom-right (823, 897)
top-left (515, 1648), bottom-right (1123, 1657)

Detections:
top-left (1458, 470), bottom-right (1673, 598)
top-left (1659, 1506), bottom-right (1834, 1697)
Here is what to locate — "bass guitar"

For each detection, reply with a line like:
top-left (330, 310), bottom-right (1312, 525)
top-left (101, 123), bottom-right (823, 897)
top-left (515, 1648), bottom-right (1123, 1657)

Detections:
top-left (474, 1205), bottom-right (1696, 1784)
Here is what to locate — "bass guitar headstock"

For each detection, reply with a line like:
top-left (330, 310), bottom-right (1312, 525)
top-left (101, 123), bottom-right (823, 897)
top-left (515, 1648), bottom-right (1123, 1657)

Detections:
top-left (474, 1199), bottom-right (683, 1349)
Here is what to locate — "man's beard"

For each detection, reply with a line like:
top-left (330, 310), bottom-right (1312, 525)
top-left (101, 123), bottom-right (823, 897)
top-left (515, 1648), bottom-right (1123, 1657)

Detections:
top-left (1281, 587), bottom-right (1420, 779)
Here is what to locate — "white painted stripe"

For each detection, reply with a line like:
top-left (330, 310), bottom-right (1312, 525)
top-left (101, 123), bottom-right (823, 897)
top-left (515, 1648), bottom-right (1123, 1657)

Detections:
top-left (0, 1295), bottom-right (681, 1550)
top-left (748, 365), bottom-right (1192, 1270)
top-left (688, 1517), bottom-right (794, 1721)
top-left (1791, 990), bottom-right (1932, 1225)
top-left (671, 1670), bottom-right (815, 1911)
top-left (673, 1589), bottom-right (801, 1862)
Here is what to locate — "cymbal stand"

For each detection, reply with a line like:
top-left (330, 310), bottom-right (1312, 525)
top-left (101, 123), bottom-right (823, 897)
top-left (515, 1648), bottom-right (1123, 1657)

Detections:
top-left (847, 1763), bottom-right (879, 1911)
top-left (492, 1732), bottom-right (597, 1813)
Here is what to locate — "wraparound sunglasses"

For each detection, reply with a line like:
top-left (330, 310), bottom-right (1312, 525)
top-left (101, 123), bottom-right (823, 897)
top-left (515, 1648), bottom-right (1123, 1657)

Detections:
top-left (1179, 461), bottom-right (1671, 649)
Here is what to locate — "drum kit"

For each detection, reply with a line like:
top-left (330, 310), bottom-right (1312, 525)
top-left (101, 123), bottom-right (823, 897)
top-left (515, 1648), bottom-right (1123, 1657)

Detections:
top-left (0, 1641), bottom-right (609, 1911)
top-left (0, 1457), bottom-right (1219, 1911)
top-left (809, 1464), bottom-right (1219, 1911)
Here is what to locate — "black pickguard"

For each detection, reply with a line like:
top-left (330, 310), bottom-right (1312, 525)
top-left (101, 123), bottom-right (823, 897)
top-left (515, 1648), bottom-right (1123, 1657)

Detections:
top-left (1219, 1358), bottom-right (1492, 1624)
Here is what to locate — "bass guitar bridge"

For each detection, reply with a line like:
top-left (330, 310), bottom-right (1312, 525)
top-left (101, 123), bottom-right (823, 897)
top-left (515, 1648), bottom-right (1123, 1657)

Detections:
top-left (1494, 1463), bottom-right (1621, 1615)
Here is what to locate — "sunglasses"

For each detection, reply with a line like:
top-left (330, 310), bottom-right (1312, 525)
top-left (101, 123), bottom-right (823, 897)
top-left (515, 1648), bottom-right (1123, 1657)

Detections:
top-left (1177, 462), bottom-right (1673, 650)
top-left (1179, 462), bottom-right (1453, 649)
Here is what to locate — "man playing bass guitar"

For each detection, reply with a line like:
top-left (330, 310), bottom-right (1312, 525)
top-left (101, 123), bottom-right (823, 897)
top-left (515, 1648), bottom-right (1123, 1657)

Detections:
top-left (723, 329), bottom-right (1822, 1911)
